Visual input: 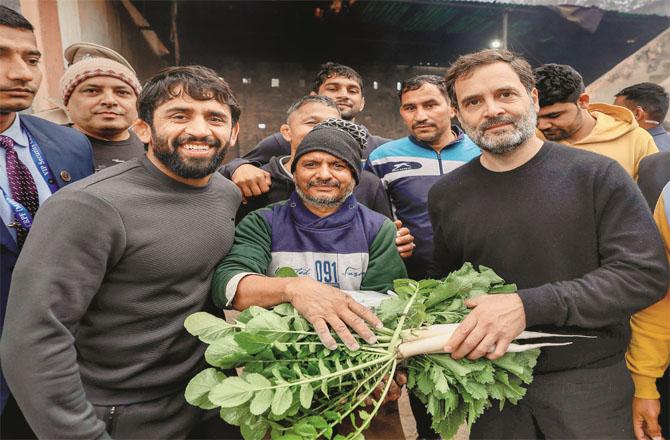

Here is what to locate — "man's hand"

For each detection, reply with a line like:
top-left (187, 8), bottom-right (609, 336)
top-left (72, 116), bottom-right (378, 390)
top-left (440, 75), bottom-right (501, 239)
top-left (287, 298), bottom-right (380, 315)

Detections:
top-left (394, 220), bottom-right (415, 258)
top-left (283, 277), bottom-right (383, 350)
top-left (633, 397), bottom-right (664, 440)
top-left (231, 164), bottom-right (271, 198)
top-left (444, 293), bottom-right (526, 360)
top-left (366, 371), bottom-right (407, 406)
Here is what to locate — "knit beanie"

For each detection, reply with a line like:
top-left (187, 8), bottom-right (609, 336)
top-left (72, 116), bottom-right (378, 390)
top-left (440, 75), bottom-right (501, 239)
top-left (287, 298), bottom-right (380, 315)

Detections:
top-left (291, 119), bottom-right (369, 184)
top-left (60, 57), bottom-right (142, 105)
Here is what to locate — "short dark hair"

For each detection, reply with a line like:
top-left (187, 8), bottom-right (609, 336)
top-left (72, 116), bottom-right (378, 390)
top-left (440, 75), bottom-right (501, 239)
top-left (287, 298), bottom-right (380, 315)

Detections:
top-left (534, 63), bottom-right (585, 108)
top-left (311, 62), bottom-right (363, 94)
top-left (444, 49), bottom-right (535, 109)
top-left (616, 82), bottom-right (669, 122)
top-left (286, 95), bottom-right (339, 120)
top-left (138, 65), bottom-right (241, 125)
top-left (0, 5), bottom-right (34, 31)
top-left (399, 75), bottom-right (448, 102)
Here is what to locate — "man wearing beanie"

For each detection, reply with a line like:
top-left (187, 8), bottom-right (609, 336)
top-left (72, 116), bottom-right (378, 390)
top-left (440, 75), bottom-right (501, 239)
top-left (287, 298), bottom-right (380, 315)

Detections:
top-left (60, 44), bottom-right (145, 171)
top-left (213, 120), bottom-right (406, 343)
top-left (235, 95), bottom-right (393, 221)
top-left (212, 120), bottom-right (408, 437)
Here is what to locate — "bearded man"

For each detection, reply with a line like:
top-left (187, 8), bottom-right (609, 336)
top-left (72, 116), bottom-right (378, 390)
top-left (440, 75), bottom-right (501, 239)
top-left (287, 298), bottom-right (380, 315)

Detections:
top-left (425, 50), bottom-right (668, 438)
top-left (1, 66), bottom-right (242, 439)
top-left (213, 121), bottom-right (407, 352)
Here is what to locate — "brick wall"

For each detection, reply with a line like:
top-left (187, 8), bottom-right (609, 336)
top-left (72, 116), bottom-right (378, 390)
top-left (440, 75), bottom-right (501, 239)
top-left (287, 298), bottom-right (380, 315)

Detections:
top-left (215, 59), bottom-right (447, 162)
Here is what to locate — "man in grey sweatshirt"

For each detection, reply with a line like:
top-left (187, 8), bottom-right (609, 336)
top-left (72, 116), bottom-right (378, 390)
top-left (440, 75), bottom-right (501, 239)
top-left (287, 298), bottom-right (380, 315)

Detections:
top-left (0, 66), bottom-right (243, 439)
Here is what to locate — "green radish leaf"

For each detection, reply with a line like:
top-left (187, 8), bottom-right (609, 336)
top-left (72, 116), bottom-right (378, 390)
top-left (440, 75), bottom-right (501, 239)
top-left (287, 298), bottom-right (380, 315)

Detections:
top-left (249, 388), bottom-right (273, 415)
top-left (271, 385), bottom-right (292, 415)
top-left (184, 368), bottom-right (227, 410)
top-left (299, 383), bottom-right (313, 409)
top-left (209, 377), bottom-right (254, 407)
top-left (272, 303), bottom-right (295, 315)
top-left (246, 311), bottom-right (290, 340)
top-left (204, 335), bottom-right (251, 369)
top-left (245, 372), bottom-right (271, 388)
top-left (183, 312), bottom-right (234, 343)
top-left (358, 409), bottom-right (370, 420)
top-left (235, 332), bottom-right (272, 354)
top-left (220, 404), bottom-right (252, 427)
top-left (240, 417), bottom-right (268, 440)
top-left (293, 420), bottom-right (318, 438)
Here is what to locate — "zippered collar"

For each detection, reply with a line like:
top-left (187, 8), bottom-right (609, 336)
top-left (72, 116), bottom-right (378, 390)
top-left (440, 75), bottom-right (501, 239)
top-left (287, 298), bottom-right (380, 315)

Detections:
top-left (408, 125), bottom-right (465, 153)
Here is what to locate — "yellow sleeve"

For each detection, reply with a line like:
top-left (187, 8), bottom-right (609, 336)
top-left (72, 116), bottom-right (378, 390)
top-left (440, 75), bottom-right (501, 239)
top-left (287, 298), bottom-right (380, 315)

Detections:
top-left (626, 194), bottom-right (670, 399)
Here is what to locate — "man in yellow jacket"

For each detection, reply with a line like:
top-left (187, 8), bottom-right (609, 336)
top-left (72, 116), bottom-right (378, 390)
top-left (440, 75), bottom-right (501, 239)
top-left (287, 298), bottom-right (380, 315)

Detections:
top-left (534, 63), bottom-right (657, 179)
top-left (627, 179), bottom-right (670, 440)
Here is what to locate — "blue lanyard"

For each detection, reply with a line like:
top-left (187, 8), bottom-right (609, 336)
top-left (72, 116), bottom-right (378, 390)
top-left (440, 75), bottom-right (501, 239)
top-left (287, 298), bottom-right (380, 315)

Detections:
top-left (22, 122), bottom-right (60, 193)
top-left (1, 186), bottom-right (34, 229)
top-left (2, 125), bottom-right (59, 230)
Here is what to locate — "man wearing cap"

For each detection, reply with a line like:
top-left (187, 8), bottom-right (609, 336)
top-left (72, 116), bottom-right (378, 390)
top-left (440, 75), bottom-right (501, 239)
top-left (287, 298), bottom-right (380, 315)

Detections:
top-left (60, 45), bottom-right (145, 171)
top-left (236, 95), bottom-right (392, 221)
top-left (0, 7), bottom-right (93, 436)
top-left (213, 121), bottom-right (407, 349)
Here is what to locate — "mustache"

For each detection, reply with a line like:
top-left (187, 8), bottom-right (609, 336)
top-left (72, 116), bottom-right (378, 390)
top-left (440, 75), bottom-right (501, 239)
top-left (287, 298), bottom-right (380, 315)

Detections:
top-left (0, 86), bottom-right (37, 93)
top-left (479, 116), bottom-right (515, 131)
top-left (171, 134), bottom-right (221, 149)
top-left (307, 178), bottom-right (340, 188)
top-left (412, 122), bottom-right (436, 130)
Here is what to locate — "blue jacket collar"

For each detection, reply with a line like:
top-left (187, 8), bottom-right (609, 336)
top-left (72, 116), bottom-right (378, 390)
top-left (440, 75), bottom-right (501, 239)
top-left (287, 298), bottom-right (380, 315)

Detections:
top-left (408, 125), bottom-right (466, 151)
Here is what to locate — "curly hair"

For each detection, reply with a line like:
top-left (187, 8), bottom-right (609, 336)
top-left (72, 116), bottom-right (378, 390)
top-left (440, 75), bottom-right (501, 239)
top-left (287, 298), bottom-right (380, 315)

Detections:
top-left (616, 82), bottom-right (669, 122)
top-left (138, 65), bottom-right (241, 125)
top-left (311, 62), bottom-right (363, 94)
top-left (534, 63), bottom-right (584, 108)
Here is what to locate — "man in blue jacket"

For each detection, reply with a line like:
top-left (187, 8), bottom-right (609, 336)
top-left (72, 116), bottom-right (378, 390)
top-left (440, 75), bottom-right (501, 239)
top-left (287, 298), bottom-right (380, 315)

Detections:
top-left (365, 75), bottom-right (480, 280)
top-left (0, 5), bottom-right (94, 436)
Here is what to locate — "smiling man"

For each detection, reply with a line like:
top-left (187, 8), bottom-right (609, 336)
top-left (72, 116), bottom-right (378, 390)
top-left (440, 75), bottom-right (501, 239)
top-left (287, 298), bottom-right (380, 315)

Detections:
top-left (427, 49), bottom-right (668, 438)
top-left (235, 95), bottom-right (392, 221)
top-left (213, 121), bottom-right (406, 350)
top-left (60, 51), bottom-right (145, 171)
top-left (1, 65), bottom-right (242, 439)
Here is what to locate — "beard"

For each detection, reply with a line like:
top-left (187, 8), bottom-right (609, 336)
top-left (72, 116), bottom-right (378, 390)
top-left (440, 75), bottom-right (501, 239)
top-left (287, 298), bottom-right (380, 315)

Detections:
top-left (151, 129), bottom-right (230, 179)
top-left (462, 101), bottom-right (537, 155)
top-left (295, 178), bottom-right (355, 209)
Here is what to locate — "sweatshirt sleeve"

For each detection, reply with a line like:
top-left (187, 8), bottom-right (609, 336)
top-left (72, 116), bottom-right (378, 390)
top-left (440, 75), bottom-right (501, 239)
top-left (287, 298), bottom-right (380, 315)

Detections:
top-left (518, 161), bottom-right (669, 328)
top-left (211, 210), bottom-right (273, 308)
top-left (361, 219), bottom-right (408, 292)
top-left (220, 157), bottom-right (252, 179)
top-left (0, 190), bottom-right (125, 440)
top-left (626, 191), bottom-right (670, 399)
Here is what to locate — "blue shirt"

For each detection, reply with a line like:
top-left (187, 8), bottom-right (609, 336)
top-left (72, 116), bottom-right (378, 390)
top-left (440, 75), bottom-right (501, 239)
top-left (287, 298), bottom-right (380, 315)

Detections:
top-left (0, 115), bottom-right (54, 241)
top-left (365, 127), bottom-right (480, 276)
top-left (648, 125), bottom-right (670, 153)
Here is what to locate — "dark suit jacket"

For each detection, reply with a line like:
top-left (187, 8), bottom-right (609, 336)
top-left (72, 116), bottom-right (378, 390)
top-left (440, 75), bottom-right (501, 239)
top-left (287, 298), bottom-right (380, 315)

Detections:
top-left (1, 115), bottom-right (93, 337)
top-left (638, 152), bottom-right (670, 210)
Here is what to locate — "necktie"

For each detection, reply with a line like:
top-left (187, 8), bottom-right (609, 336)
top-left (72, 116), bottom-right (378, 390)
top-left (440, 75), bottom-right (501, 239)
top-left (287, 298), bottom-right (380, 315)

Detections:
top-left (0, 135), bottom-right (40, 247)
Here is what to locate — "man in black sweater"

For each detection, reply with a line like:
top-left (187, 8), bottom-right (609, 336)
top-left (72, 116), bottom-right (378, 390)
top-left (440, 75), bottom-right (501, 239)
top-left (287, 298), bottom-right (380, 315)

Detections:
top-left (427, 49), bottom-right (668, 438)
